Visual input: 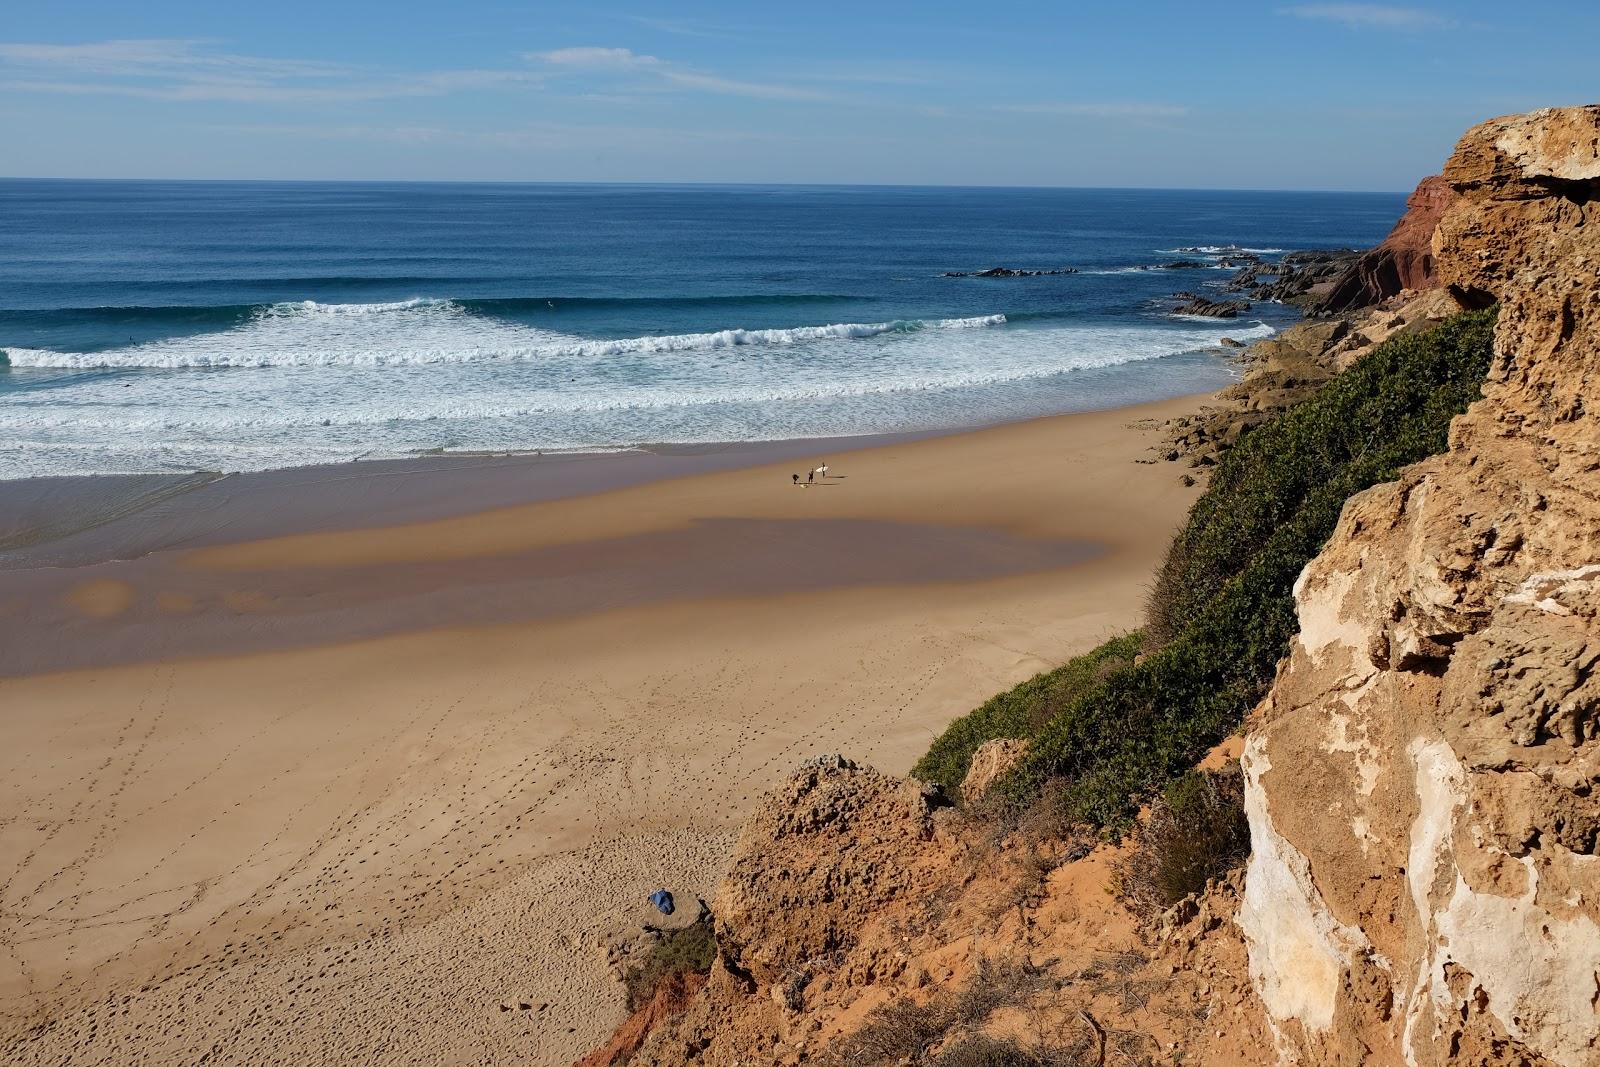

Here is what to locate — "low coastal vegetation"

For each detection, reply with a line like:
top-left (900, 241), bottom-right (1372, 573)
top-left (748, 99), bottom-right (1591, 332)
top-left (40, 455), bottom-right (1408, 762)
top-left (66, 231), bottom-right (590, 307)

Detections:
top-left (824, 957), bottom-right (1066, 1067)
top-left (917, 633), bottom-right (1144, 775)
top-left (825, 953), bottom-right (1164, 1066)
top-left (622, 922), bottom-right (718, 1012)
top-left (916, 309), bottom-right (1497, 830)
top-left (1111, 767), bottom-right (1250, 921)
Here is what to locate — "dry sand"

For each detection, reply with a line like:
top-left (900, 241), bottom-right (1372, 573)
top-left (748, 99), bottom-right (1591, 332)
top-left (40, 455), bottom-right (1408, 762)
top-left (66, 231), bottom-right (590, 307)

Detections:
top-left (0, 397), bottom-right (1203, 1065)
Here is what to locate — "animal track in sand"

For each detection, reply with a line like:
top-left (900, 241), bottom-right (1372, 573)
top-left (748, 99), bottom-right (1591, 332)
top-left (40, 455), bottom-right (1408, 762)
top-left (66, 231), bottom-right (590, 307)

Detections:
top-left (3, 588), bottom-right (1084, 1066)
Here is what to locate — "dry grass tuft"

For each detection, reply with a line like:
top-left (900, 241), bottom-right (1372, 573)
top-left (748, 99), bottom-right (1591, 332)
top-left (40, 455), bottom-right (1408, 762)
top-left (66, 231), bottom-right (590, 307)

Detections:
top-left (1112, 768), bottom-right (1249, 925)
top-left (825, 955), bottom-right (1051, 1067)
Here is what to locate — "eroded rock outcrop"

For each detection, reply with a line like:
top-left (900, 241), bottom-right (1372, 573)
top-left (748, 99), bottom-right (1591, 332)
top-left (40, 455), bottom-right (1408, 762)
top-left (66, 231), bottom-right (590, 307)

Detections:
top-left (625, 756), bottom-right (966, 1065)
top-left (575, 971), bottom-right (708, 1067)
top-left (1158, 286), bottom-right (1466, 472)
top-left (960, 738), bottom-right (1029, 803)
top-left (1233, 249), bottom-right (1365, 306)
top-left (1239, 105), bottom-right (1600, 1067)
top-left (1171, 293), bottom-right (1252, 318)
top-left (713, 756), bottom-right (955, 990)
top-left (1314, 175), bottom-right (1455, 314)
top-left (940, 266), bottom-right (1077, 277)
top-left (618, 753), bottom-right (1276, 1067)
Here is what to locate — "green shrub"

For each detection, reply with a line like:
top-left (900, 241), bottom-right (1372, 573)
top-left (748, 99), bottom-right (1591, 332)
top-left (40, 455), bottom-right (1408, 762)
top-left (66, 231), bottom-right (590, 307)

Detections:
top-left (914, 632), bottom-right (1144, 792)
top-left (1146, 311), bottom-right (1499, 647)
top-left (1112, 768), bottom-right (1250, 921)
top-left (621, 921), bottom-right (717, 1011)
top-left (917, 309), bottom-right (1497, 828)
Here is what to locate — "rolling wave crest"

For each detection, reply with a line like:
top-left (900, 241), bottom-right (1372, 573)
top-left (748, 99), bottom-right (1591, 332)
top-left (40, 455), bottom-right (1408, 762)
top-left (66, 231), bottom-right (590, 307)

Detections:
top-left (2, 298), bottom-right (1005, 369)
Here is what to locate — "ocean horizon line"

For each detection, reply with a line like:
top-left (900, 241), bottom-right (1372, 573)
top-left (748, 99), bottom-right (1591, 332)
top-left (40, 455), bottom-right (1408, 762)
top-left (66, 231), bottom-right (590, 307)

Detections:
top-left (0, 175), bottom-right (1413, 197)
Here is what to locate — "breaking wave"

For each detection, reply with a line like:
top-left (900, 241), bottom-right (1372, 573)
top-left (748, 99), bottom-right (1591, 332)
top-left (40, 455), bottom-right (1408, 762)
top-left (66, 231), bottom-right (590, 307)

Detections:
top-left (1154, 245), bottom-right (1288, 255)
top-left (0, 295), bottom-right (1274, 478)
top-left (5, 323), bottom-right (1274, 435)
top-left (1, 299), bottom-right (1005, 369)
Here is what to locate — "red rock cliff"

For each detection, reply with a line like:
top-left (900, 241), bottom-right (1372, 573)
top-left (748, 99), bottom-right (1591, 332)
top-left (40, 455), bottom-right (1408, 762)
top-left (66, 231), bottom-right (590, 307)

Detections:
top-left (1314, 174), bottom-right (1456, 314)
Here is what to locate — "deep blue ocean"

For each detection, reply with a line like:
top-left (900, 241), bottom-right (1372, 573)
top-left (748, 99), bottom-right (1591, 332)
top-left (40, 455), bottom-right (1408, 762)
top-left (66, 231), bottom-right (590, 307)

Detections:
top-left (0, 181), bottom-right (1402, 478)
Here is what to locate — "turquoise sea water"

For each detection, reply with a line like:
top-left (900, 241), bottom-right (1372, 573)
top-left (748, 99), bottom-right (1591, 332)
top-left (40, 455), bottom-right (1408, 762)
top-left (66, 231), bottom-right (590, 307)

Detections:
top-left (0, 181), bottom-right (1402, 478)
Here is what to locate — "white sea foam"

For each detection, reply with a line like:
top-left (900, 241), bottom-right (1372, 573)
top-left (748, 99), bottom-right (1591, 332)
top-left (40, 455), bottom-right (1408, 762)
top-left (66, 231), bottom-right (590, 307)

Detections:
top-left (1169, 314), bottom-right (1272, 325)
top-left (1154, 246), bottom-right (1287, 255)
top-left (1077, 267), bottom-right (1158, 275)
top-left (0, 301), bottom-right (1272, 478)
top-left (269, 297), bottom-right (446, 315)
top-left (1079, 264), bottom-right (1230, 275)
top-left (1, 299), bottom-right (1006, 370)
top-left (2, 322), bottom-right (1272, 427)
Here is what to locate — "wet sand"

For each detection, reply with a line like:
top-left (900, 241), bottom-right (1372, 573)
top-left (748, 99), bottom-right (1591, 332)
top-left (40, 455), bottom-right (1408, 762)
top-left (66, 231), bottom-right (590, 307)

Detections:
top-left (0, 396), bottom-right (1202, 1065)
top-left (0, 518), bottom-right (1099, 676)
top-left (0, 432), bottom-right (931, 568)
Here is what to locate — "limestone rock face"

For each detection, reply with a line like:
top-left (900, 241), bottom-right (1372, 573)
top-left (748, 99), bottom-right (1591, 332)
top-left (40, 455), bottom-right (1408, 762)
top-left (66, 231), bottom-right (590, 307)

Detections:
top-left (960, 737), bottom-right (1029, 802)
top-left (1315, 174), bottom-right (1456, 314)
top-left (1239, 105), bottom-right (1600, 1066)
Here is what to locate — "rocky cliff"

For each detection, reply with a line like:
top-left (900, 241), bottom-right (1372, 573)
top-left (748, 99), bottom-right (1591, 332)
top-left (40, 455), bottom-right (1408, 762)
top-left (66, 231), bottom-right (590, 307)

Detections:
top-left (577, 105), bottom-right (1600, 1067)
top-left (1314, 174), bottom-right (1456, 314)
top-left (1157, 285), bottom-right (1465, 473)
top-left (619, 752), bottom-right (1278, 1067)
top-left (1158, 172), bottom-right (1464, 473)
top-left (1239, 105), bottom-right (1600, 1066)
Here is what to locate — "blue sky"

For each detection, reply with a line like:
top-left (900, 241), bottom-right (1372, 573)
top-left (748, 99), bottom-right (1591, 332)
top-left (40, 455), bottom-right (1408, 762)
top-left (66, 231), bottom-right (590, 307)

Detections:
top-left (1, 2), bottom-right (1594, 189)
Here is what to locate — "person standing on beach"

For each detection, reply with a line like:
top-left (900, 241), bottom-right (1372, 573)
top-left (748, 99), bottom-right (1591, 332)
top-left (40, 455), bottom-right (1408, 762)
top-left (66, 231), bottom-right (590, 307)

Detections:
top-left (818, 462), bottom-right (829, 478)
top-left (807, 469), bottom-right (815, 485)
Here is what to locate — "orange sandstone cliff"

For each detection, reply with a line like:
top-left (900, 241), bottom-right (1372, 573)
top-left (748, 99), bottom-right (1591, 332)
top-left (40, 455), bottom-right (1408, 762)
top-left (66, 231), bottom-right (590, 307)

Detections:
top-left (581, 104), bottom-right (1600, 1067)
top-left (1238, 104), bottom-right (1600, 1067)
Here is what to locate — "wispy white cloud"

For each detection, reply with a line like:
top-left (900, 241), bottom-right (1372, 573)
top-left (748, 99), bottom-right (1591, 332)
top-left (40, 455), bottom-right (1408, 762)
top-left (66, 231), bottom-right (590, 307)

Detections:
top-left (0, 38), bottom-right (540, 103)
top-left (536, 46), bottom-right (660, 69)
top-left (2, 37), bottom-right (851, 111)
top-left (229, 120), bottom-right (790, 152)
top-left (656, 68), bottom-right (830, 101)
top-left (788, 69), bottom-right (936, 87)
top-left (997, 102), bottom-right (1190, 119)
top-left (1280, 5), bottom-right (1454, 29)
top-left (530, 45), bottom-right (832, 102)
top-left (0, 39), bottom-right (344, 80)
top-left (618, 14), bottom-right (737, 40)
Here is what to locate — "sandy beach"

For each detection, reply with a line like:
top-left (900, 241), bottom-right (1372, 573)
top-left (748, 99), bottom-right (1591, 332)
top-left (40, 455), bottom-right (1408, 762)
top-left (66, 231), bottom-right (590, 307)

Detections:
top-left (1, 396), bottom-right (1204, 1065)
